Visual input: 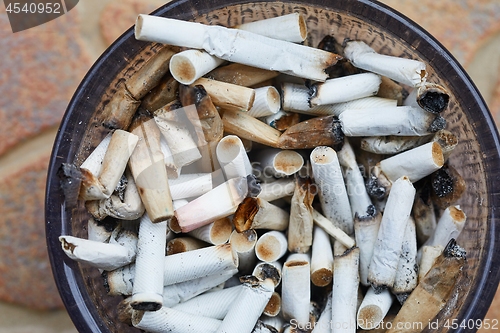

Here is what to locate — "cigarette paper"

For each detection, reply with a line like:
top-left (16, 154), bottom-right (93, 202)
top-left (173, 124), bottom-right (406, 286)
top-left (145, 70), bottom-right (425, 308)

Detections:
top-left (207, 63), bottom-right (279, 87)
top-left (172, 285), bottom-right (243, 319)
top-left (378, 141), bottom-right (444, 183)
top-left (167, 172), bottom-right (213, 200)
top-left (354, 213), bottom-right (382, 286)
top-left (229, 229), bottom-right (258, 274)
top-left (218, 277), bottom-right (275, 333)
top-left (339, 106), bottom-right (445, 137)
top-left (131, 214), bottom-right (167, 311)
top-left (312, 209), bottom-right (356, 249)
top-left (222, 109), bottom-right (282, 148)
top-left (80, 132), bottom-right (112, 177)
top-left (368, 176), bottom-right (415, 290)
top-left (59, 229), bottom-right (137, 271)
top-left (194, 77), bottom-right (255, 112)
top-left (288, 177), bottom-right (315, 253)
top-left (357, 287), bottom-right (393, 330)
top-left (403, 82), bottom-right (450, 114)
top-left (257, 178), bottom-right (296, 202)
top-left (170, 49), bottom-right (225, 85)
top-left (331, 247), bottom-right (360, 333)
top-left (263, 110), bottom-right (301, 132)
top-left (135, 15), bottom-right (342, 82)
top-left (233, 197), bottom-right (290, 232)
top-left (386, 240), bottom-right (465, 333)
top-left (140, 75), bottom-right (179, 113)
top-left (255, 231), bottom-right (288, 263)
top-left (392, 217), bottom-right (418, 301)
top-left (254, 148), bottom-right (304, 178)
top-left (311, 146), bottom-right (353, 235)
top-left (253, 261), bottom-right (282, 287)
top-left (418, 245), bottom-right (443, 281)
top-left (128, 116), bottom-right (174, 223)
top-left (247, 86), bottom-right (281, 118)
top-left (166, 236), bottom-right (208, 255)
top-left (163, 243), bottom-right (238, 286)
top-left (310, 226), bottom-right (334, 287)
top-left (311, 292), bottom-right (332, 333)
top-left (154, 101), bottom-right (203, 170)
top-left (343, 40), bottom-right (427, 87)
top-left (174, 176), bottom-right (248, 232)
top-left (282, 253), bottom-right (311, 327)
top-left (309, 73), bottom-right (381, 106)
top-left (101, 83), bottom-right (141, 130)
top-left (188, 217), bottom-right (233, 245)
top-left (424, 205), bottom-right (466, 248)
top-left (87, 218), bottom-right (112, 243)
top-left (233, 13), bottom-right (307, 43)
top-left (217, 135), bottom-right (253, 180)
top-left (132, 306), bottom-right (222, 333)
top-left (360, 135), bottom-right (433, 155)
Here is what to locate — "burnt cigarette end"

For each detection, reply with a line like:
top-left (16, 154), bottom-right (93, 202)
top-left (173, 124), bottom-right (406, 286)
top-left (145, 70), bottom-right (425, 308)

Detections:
top-left (331, 119), bottom-right (345, 151)
top-left (239, 274), bottom-right (261, 286)
top-left (101, 271), bottom-right (111, 294)
top-left (308, 84), bottom-right (318, 107)
top-left (366, 175), bottom-right (386, 200)
top-left (428, 115), bottom-right (446, 132)
top-left (396, 292), bottom-right (410, 305)
top-left (247, 174), bottom-right (262, 198)
top-left (431, 167), bottom-right (453, 198)
top-left (431, 163), bottom-right (466, 209)
top-left (58, 163), bottom-right (83, 207)
top-left (370, 284), bottom-right (388, 295)
top-left (419, 91), bottom-right (449, 114)
top-left (317, 35), bottom-right (341, 53)
top-left (179, 84), bottom-right (208, 106)
top-left (255, 263), bottom-right (281, 286)
top-left (117, 298), bottom-right (134, 325)
top-left (131, 301), bottom-right (162, 312)
top-left (443, 239), bottom-right (466, 259)
top-left (233, 197), bottom-right (259, 232)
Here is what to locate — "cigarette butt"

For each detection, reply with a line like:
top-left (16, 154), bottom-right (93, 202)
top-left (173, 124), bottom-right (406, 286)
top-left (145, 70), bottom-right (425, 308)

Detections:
top-left (166, 236), bottom-right (208, 255)
top-left (377, 75), bottom-right (405, 105)
top-left (170, 49), bottom-right (225, 85)
top-left (247, 86), bottom-right (281, 118)
top-left (217, 135), bottom-right (253, 180)
top-left (404, 82), bottom-right (450, 114)
top-left (87, 217), bottom-right (112, 243)
top-left (80, 132), bottom-right (112, 177)
top-left (309, 73), bottom-right (381, 106)
top-left (354, 213), bottom-right (382, 286)
top-left (167, 172), bottom-right (213, 200)
top-left (207, 63), bottom-right (279, 87)
top-left (432, 129), bottom-right (458, 161)
top-left (312, 209), bottom-right (356, 249)
top-left (174, 176), bottom-right (248, 232)
top-left (101, 83), bottom-right (141, 130)
top-left (263, 292), bottom-right (281, 317)
top-left (254, 148), bottom-right (304, 178)
top-left (418, 245), bottom-right (444, 281)
top-left (278, 115), bottom-right (344, 150)
top-left (229, 229), bottom-right (258, 274)
top-left (233, 12), bottom-right (307, 43)
top-left (310, 226), bottom-right (334, 287)
top-left (430, 163), bottom-right (466, 209)
top-left (255, 231), bottom-right (288, 263)
top-left (140, 75), bottom-right (179, 113)
top-left (126, 45), bottom-right (179, 100)
top-left (331, 247), bottom-right (360, 333)
top-left (424, 205), bottom-right (466, 248)
top-left (386, 240), bottom-right (465, 333)
top-left (282, 253), bottom-right (311, 327)
top-left (263, 110), bottom-right (301, 132)
top-left (357, 287), bottom-right (393, 330)
top-left (222, 109), bottom-right (282, 148)
top-left (193, 77), bottom-right (255, 112)
top-left (288, 177), bottom-right (315, 253)
top-left (311, 146), bottom-right (353, 235)
top-left (392, 217), bottom-right (418, 300)
top-left (252, 261), bottom-right (282, 287)
top-left (188, 217), bottom-right (233, 245)
top-left (257, 178), bottom-right (296, 202)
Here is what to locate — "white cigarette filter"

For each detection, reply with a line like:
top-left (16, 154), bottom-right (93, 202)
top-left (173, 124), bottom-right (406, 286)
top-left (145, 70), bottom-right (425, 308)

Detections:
top-left (135, 15), bottom-right (341, 82)
top-left (171, 285), bottom-right (243, 319)
top-left (312, 209), bottom-right (356, 249)
top-left (331, 247), bottom-right (360, 333)
top-left (255, 231), bottom-right (288, 263)
top-left (368, 177), bottom-right (415, 290)
top-left (247, 86), bottom-right (281, 118)
top-left (254, 148), bottom-right (304, 178)
top-left (229, 229), bottom-right (258, 274)
top-left (174, 176), bottom-right (248, 232)
top-left (167, 172), bottom-right (213, 200)
top-left (282, 253), bottom-right (311, 327)
top-left (310, 146), bottom-right (354, 235)
top-left (132, 306), bottom-right (222, 333)
top-left (253, 261), bottom-right (283, 287)
top-left (233, 12), bottom-right (307, 43)
top-left (354, 213), bottom-right (382, 286)
top-left (378, 141), bottom-right (444, 183)
top-left (154, 102), bottom-right (202, 170)
top-left (59, 230), bottom-right (137, 271)
top-left (309, 73), bottom-right (381, 106)
top-left (218, 277), bottom-right (275, 333)
top-left (188, 217), bottom-right (233, 245)
top-left (310, 226), bottom-right (334, 287)
top-left (131, 214), bottom-right (168, 311)
top-left (392, 217), bottom-right (418, 299)
top-left (216, 135), bottom-right (253, 180)
top-left (339, 106), bottom-right (445, 137)
top-left (169, 49), bottom-right (225, 85)
top-left (357, 287), bottom-right (393, 330)
top-left (343, 40), bottom-right (427, 87)
top-left (424, 205), bottom-right (466, 248)
top-left (163, 243), bottom-right (238, 286)
top-left (233, 197), bottom-right (290, 232)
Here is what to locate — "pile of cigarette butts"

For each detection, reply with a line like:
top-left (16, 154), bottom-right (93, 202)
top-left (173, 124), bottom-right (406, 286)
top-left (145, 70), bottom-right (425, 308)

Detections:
top-left (59, 12), bottom-right (469, 333)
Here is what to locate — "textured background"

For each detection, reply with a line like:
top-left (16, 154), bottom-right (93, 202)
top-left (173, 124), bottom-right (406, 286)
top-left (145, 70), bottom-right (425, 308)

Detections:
top-left (0, 0), bottom-right (498, 332)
